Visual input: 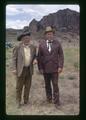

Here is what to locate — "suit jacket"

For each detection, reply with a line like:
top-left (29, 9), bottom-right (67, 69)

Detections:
top-left (12, 43), bottom-right (36, 77)
top-left (37, 39), bottom-right (64, 73)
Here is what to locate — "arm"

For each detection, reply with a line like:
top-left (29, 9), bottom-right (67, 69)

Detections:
top-left (58, 43), bottom-right (64, 73)
top-left (32, 46), bottom-right (38, 64)
top-left (37, 44), bottom-right (44, 71)
top-left (12, 46), bottom-right (18, 73)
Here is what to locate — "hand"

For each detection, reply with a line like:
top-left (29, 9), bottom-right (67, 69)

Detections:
top-left (12, 70), bottom-right (17, 75)
top-left (58, 68), bottom-right (63, 73)
top-left (33, 59), bottom-right (37, 65)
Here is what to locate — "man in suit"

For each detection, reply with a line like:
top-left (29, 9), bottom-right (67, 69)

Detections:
top-left (12, 32), bottom-right (36, 108)
top-left (37, 26), bottom-right (64, 108)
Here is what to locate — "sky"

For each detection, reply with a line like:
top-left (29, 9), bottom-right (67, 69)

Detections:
top-left (6, 4), bottom-right (80, 29)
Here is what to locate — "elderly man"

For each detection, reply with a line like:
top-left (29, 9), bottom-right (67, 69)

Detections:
top-left (37, 26), bottom-right (64, 108)
top-left (12, 32), bottom-right (36, 108)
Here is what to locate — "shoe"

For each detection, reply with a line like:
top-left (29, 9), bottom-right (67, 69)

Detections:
top-left (47, 99), bottom-right (52, 103)
top-left (17, 103), bottom-right (22, 108)
top-left (24, 102), bottom-right (27, 104)
top-left (24, 101), bottom-right (29, 106)
top-left (55, 102), bottom-right (61, 109)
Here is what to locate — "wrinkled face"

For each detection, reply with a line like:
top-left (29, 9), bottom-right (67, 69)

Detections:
top-left (45, 31), bottom-right (54, 40)
top-left (21, 36), bottom-right (30, 45)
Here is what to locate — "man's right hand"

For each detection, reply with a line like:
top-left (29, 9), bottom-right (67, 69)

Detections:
top-left (12, 70), bottom-right (17, 75)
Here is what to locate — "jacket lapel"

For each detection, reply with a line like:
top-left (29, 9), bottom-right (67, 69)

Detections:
top-left (43, 40), bottom-right (57, 54)
top-left (50, 40), bottom-right (57, 54)
top-left (19, 45), bottom-right (25, 66)
top-left (20, 45), bottom-right (25, 58)
top-left (29, 45), bottom-right (33, 58)
top-left (43, 40), bottom-right (50, 53)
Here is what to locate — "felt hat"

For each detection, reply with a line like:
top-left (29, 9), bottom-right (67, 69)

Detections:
top-left (17, 32), bottom-right (31, 41)
top-left (44, 26), bottom-right (55, 34)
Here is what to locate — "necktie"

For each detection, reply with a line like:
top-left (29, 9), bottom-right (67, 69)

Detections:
top-left (48, 41), bottom-right (52, 52)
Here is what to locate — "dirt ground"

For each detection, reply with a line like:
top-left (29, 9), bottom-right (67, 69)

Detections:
top-left (6, 43), bottom-right (79, 115)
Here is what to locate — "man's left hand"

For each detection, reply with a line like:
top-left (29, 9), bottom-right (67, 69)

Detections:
top-left (33, 59), bottom-right (37, 65)
top-left (58, 68), bottom-right (63, 73)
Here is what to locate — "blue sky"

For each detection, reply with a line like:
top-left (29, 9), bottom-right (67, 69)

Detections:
top-left (6, 4), bottom-right (80, 29)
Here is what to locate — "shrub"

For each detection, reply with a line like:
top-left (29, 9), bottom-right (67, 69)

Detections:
top-left (68, 75), bottom-right (76, 80)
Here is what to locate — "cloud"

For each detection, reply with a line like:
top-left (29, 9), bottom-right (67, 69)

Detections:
top-left (6, 19), bottom-right (30, 29)
top-left (6, 4), bottom-right (80, 29)
top-left (6, 5), bottom-right (21, 15)
top-left (6, 4), bottom-right (79, 19)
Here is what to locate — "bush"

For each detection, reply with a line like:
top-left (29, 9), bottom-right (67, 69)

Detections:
top-left (68, 75), bottom-right (76, 80)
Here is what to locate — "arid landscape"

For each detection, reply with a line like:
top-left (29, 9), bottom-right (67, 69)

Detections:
top-left (6, 8), bottom-right (80, 115)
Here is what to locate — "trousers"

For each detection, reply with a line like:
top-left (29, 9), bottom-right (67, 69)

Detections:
top-left (43, 72), bottom-right (60, 104)
top-left (16, 67), bottom-right (32, 104)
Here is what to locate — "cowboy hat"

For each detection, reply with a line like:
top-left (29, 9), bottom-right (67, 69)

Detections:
top-left (44, 26), bottom-right (55, 34)
top-left (17, 32), bottom-right (31, 41)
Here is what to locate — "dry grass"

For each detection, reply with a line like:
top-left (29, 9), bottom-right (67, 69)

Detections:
top-left (6, 42), bottom-right (79, 115)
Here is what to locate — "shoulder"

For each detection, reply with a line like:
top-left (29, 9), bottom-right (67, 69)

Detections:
top-left (13, 43), bottom-right (21, 53)
top-left (30, 44), bottom-right (36, 51)
top-left (30, 44), bottom-right (36, 48)
top-left (54, 39), bottom-right (62, 46)
top-left (54, 39), bottom-right (60, 43)
top-left (13, 45), bottom-right (19, 51)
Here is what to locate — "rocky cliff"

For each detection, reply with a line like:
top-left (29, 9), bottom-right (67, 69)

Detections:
top-left (28, 8), bottom-right (79, 34)
top-left (6, 8), bottom-right (79, 42)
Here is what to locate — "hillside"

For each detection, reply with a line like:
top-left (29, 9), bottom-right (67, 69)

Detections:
top-left (6, 8), bottom-right (79, 42)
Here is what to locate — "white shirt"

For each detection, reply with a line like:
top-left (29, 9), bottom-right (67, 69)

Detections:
top-left (23, 45), bottom-right (31, 67)
top-left (46, 40), bottom-right (52, 52)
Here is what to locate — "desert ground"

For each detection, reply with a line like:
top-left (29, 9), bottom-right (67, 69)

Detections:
top-left (6, 41), bottom-right (79, 115)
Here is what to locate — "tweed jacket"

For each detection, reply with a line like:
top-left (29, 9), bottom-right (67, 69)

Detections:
top-left (12, 43), bottom-right (36, 77)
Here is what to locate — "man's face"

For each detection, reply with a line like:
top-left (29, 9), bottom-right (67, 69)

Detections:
top-left (21, 36), bottom-right (30, 45)
top-left (45, 31), bottom-right (54, 40)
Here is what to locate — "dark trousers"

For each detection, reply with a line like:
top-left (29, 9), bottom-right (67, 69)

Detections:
top-left (43, 73), bottom-right (59, 104)
top-left (16, 67), bottom-right (32, 104)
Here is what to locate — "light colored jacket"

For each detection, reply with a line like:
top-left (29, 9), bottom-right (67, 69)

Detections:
top-left (12, 43), bottom-right (36, 77)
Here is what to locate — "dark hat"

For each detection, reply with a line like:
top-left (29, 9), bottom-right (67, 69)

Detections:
top-left (44, 26), bottom-right (55, 34)
top-left (17, 32), bottom-right (31, 41)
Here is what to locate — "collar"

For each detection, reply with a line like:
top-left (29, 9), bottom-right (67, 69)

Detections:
top-left (23, 43), bottom-right (30, 47)
top-left (46, 40), bottom-right (53, 43)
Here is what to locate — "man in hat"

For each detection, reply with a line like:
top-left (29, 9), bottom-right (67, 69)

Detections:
top-left (37, 26), bottom-right (64, 108)
top-left (12, 32), bottom-right (36, 108)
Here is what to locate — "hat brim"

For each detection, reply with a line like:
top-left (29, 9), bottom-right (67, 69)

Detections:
top-left (17, 32), bottom-right (31, 41)
top-left (44, 30), bottom-right (55, 34)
